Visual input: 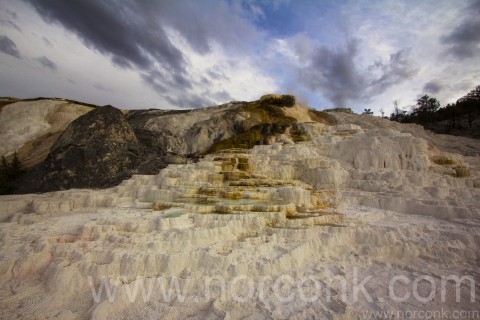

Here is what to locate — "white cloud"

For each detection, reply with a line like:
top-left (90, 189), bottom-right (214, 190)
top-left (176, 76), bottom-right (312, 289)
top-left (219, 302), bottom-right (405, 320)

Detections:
top-left (0, 0), bottom-right (478, 114)
top-left (161, 27), bottom-right (278, 106)
top-left (341, 0), bottom-right (479, 112)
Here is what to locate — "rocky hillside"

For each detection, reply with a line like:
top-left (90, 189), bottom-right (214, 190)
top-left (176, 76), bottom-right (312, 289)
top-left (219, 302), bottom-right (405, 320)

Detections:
top-left (0, 98), bottom-right (94, 168)
top-left (1, 94), bottom-right (337, 193)
top-left (19, 105), bottom-right (141, 192)
top-left (1, 94), bottom-right (479, 194)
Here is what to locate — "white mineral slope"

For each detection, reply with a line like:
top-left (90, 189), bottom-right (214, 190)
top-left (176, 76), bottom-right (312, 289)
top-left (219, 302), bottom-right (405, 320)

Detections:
top-left (0, 116), bottom-right (479, 319)
top-left (327, 111), bottom-right (480, 157)
top-left (0, 99), bottom-right (93, 158)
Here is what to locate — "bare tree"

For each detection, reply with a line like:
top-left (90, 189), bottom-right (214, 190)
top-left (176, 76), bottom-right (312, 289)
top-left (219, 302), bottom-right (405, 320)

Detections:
top-left (379, 108), bottom-right (385, 118)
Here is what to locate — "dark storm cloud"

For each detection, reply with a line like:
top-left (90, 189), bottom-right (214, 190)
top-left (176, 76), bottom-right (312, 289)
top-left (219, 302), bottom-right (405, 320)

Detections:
top-left (141, 72), bottom-right (167, 94)
top-left (0, 35), bottom-right (21, 58)
top-left (140, 67), bottom-right (193, 94)
top-left (37, 56), bottom-right (57, 71)
top-left (26, 0), bottom-right (185, 70)
top-left (368, 49), bottom-right (418, 93)
top-left (441, 0), bottom-right (480, 60)
top-left (423, 80), bottom-right (442, 94)
top-left (148, 1), bottom-right (258, 54)
top-left (23, 0), bottom-right (257, 108)
top-left (299, 40), bottom-right (365, 106)
top-left (298, 39), bottom-right (417, 107)
top-left (25, 0), bottom-right (188, 88)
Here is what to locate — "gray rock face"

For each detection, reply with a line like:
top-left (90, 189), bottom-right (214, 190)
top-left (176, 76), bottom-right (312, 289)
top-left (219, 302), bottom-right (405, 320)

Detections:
top-left (125, 103), bottom-right (249, 174)
top-left (127, 102), bottom-right (247, 157)
top-left (19, 105), bottom-right (141, 192)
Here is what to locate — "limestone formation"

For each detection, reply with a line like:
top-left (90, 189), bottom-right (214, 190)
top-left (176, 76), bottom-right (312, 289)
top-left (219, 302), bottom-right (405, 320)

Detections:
top-left (0, 95), bottom-right (479, 319)
top-left (0, 98), bottom-right (93, 166)
top-left (2, 95), bottom-right (329, 193)
top-left (126, 98), bottom-right (297, 157)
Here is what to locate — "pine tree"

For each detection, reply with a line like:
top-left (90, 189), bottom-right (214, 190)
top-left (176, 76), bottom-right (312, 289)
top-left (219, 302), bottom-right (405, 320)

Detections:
top-left (0, 151), bottom-right (24, 194)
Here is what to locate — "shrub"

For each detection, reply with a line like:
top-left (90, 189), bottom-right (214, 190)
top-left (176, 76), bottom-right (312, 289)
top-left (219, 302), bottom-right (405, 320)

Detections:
top-left (259, 94), bottom-right (296, 107)
top-left (0, 152), bottom-right (25, 194)
top-left (308, 109), bottom-right (337, 125)
top-left (290, 124), bottom-right (309, 142)
top-left (209, 102), bottom-right (296, 153)
top-left (455, 166), bottom-right (470, 177)
top-left (432, 156), bottom-right (455, 165)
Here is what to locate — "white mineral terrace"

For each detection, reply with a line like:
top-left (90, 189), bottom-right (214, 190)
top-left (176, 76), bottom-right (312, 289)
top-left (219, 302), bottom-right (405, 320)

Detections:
top-left (0, 122), bottom-right (479, 319)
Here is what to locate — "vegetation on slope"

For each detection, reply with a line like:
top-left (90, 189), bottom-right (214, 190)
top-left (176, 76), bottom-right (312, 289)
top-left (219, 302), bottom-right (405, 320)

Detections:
top-left (208, 100), bottom-right (297, 152)
top-left (389, 85), bottom-right (480, 138)
top-left (0, 152), bottom-right (24, 194)
top-left (308, 109), bottom-right (338, 125)
top-left (208, 95), bottom-right (343, 153)
top-left (259, 94), bottom-right (296, 107)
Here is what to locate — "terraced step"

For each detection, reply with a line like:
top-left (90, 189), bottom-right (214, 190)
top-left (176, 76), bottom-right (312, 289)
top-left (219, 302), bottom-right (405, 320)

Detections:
top-left (154, 198), bottom-right (296, 215)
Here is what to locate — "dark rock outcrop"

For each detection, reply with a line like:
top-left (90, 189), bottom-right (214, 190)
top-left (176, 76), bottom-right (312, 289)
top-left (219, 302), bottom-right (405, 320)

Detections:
top-left (126, 103), bottom-right (245, 157)
top-left (12, 94), bottom-right (306, 193)
top-left (18, 105), bottom-right (141, 192)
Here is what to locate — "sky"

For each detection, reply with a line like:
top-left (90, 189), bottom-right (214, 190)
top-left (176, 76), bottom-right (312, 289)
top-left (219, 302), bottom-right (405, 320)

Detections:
top-left (0, 0), bottom-right (479, 113)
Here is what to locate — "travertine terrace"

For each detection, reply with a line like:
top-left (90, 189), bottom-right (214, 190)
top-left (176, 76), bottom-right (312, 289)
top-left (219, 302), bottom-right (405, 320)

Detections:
top-left (0, 101), bottom-right (479, 319)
